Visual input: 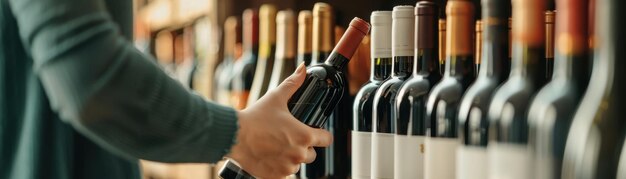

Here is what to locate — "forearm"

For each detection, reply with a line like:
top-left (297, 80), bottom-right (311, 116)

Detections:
top-left (9, 0), bottom-right (238, 163)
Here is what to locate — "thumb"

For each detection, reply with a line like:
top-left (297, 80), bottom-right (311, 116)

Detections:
top-left (273, 63), bottom-right (307, 102)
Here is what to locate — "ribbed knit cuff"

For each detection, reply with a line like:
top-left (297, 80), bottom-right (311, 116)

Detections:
top-left (204, 102), bottom-right (239, 163)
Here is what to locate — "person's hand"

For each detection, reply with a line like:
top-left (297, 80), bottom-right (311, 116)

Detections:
top-left (228, 64), bottom-right (333, 178)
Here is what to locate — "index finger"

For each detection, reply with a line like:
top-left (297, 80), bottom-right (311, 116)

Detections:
top-left (307, 127), bottom-right (333, 147)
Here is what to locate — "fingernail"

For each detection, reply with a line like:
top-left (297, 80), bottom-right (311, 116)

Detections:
top-left (295, 63), bottom-right (305, 74)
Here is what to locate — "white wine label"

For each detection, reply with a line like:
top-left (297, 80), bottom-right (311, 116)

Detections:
top-left (425, 137), bottom-right (459, 179)
top-left (456, 146), bottom-right (488, 179)
top-left (488, 143), bottom-right (531, 179)
top-left (351, 131), bottom-right (372, 179)
top-left (371, 132), bottom-right (394, 179)
top-left (394, 135), bottom-right (425, 179)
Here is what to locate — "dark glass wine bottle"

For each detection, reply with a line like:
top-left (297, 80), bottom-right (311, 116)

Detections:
top-left (300, 4), bottom-right (334, 177)
top-left (311, 2), bottom-right (334, 65)
top-left (297, 11), bottom-right (313, 67)
top-left (289, 17), bottom-right (369, 131)
top-left (351, 11), bottom-right (392, 179)
top-left (215, 16), bottom-right (240, 106)
top-left (486, 0), bottom-right (547, 178)
top-left (268, 10), bottom-right (296, 90)
top-left (527, 0), bottom-right (590, 178)
top-left (371, 6), bottom-right (414, 179)
top-left (393, 2), bottom-right (441, 179)
top-left (474, 20), bottom-right (482, 77)
top-left (455, 0), bottom-right (510, 178)
top-left (544, 11), bottom-right (555, 81)
top-left (423, 1), bottom-right (475, 178)
top-left (438, 19), bottom-right (446, 75)
top-left (508, 18), bottom-right (512, 62)
top-left (220, 18), bottom-right (370, 179)
top-left (248, 4), bottom-right (277, 104)
top-left (231, 9), bottom-right (259, 110)
top-left (561, 0), bottom-right (626, 178)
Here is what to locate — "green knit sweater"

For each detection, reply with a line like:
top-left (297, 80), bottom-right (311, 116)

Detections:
top-left (0, 0), bottom-right (239, 178)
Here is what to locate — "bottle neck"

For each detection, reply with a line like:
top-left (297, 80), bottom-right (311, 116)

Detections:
top-left (444, 55), bottom-right (474, 77)
top-left (325, 52), bottom-right (349, 70)
top-left (552, 0), bottom-right (589, 82)
top-left (444, 0), bottom-right (474, 78)
top-left (478, 18), bottom-right (509, 79)
top-left (415, 48), bottom-right (439, 75)
top-left (312, 15), bottom-right (334, 64)
top-left (509, 0), bottom-right (546, 82)
top-left (415, 13), bottom-right (439, 75)
top-left (243, 27), bottom-right (258, 53)
top-left (392, 56), bottom-right (414, 77)
top-left (371, 57), bottom-right (392, 81)
top-left (510, 44), bottom-right (545, 81)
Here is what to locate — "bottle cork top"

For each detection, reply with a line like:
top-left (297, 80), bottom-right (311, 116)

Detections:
top-left (556, 0), bottom-right (588, 55)
top-left (416, 3), bottom-right (438, 49)
top-left (277, 9), bottom-right (295, 24)
top-left (313, 2), bottom-right (332, 17)
top-left (512, 0), bottom-right (545, 46)
top-left (370, 11), bottom-right (392, 58)
top-left (335, 17), bottom-right (371, 59)
top-left (298, 10), bottom-right (312, 24)
top-left (370, 11), bottom-right (392, 25)
top-left (446, 0), bottom-right (474, 56)
top-left (298, 10), bottom-right (313, 54)
top-left (393, 5), bottom-right (414, 18)
top-left (393, 5), bottom-right (415, 57)
top-left (415, 1), bottom-right (437, 16)
top-left (312, 2), bottom-right (334, 52)
top-left (242, 9), bottom-right (259, 46)
top-left (277, 10), bottom-right (296, 58)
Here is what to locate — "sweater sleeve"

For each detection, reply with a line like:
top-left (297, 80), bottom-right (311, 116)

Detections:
top-left (8, 0), bottom-right (239, 163)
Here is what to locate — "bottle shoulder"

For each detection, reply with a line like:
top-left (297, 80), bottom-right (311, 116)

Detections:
top-left (378, 76), bottom-right (408, 90)
top-left (355, 82), bottom-right (382, 101)
top-left (457, 78), bottom-right (501, 120)
top-left (397, 76), bottom-right (434, 98)
top-left (426, 78), bottom-right (466, 113)
top-left (429, 77), bottom-right (466, 99)
top-left (487, 76), bottom-right (540, 120)
top-left (527, 80), bottom-right (580, 125)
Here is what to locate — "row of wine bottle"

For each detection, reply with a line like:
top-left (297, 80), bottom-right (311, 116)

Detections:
top-left (215, 0), bottom-right (626, 178)
top-left (354, 0), bottom-right (626, 179)
top-left (216, 2), bottom-right (371, 178)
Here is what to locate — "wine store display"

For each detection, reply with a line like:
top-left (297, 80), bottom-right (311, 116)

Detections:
top-left (214, 0), bottom-right (625, 178)
top-left (221, 17), bottom-right (370, 179)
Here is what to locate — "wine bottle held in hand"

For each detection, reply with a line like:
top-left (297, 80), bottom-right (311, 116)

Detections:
top-left (300, 4), bottom-right (334, 176)
top-left (219, 17), bottom-right (371, 179)
top-left (288, 17), bottom-right (370, 127)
